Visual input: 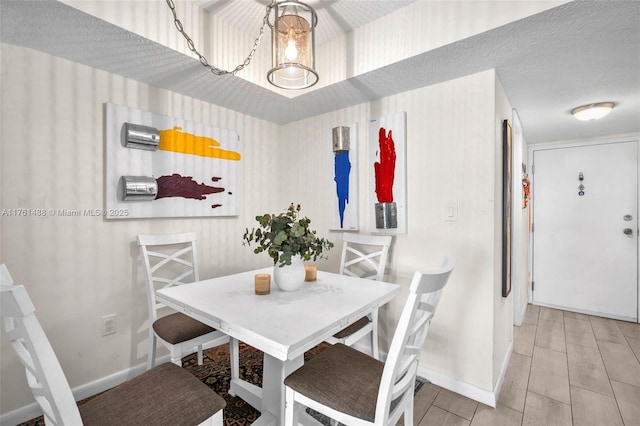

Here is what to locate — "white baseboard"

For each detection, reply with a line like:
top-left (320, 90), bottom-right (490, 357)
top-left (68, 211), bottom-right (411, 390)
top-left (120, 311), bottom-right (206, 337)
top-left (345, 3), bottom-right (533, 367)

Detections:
top-left (534, 301), bottom-right (638, 323)
top-left (0, 355), bottom-right (169, 426)
top-left (417, 342), bottom-right (513, 409)
top-left (493, 341), bottom-right (513, 406)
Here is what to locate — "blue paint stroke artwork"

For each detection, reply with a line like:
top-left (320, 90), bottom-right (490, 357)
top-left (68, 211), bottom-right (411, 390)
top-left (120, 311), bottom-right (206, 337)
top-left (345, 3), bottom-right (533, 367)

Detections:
top-left (334, 151), bottom-right (351, 227)
top-left (329, 123), bottom-right (358, 231)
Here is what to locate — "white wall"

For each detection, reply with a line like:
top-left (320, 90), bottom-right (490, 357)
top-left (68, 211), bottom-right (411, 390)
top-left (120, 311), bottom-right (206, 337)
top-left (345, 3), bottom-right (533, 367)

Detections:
top-left (0, 42), bottom-right (289, 414)
top-left (0, 49), bottom-right (512, 420)
top-left (281, 69), bottom-right (507, 400)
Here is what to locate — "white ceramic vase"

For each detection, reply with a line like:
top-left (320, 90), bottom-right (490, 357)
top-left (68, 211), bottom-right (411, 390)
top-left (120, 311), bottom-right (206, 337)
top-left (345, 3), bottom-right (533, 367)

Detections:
top-left (273, 255), bottom-right (305, 291)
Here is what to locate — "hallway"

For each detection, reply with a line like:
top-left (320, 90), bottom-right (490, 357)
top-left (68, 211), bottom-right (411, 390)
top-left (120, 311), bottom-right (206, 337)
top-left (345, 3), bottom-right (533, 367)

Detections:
top-left (412, 305), bottom-right (640, 425)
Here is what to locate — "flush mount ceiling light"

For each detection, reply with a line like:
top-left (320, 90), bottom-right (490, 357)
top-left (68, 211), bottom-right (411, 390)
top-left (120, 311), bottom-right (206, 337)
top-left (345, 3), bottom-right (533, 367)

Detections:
top-left (165, 0), bottom-right (318, 90)
top-left (571, 102), bottom-right (615, 121)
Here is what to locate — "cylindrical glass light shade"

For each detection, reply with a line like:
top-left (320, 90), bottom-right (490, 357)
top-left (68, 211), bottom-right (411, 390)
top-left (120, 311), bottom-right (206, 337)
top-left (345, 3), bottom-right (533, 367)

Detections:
top-left (267, 1), bottom-right (318, 90)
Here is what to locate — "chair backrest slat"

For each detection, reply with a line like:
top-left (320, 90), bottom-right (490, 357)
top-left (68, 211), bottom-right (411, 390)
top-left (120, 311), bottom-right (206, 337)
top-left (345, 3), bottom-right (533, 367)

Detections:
top-left (147, 246), bottom-right (195, 273)
top-left (339, 233), bottom-right (393, 281)
top-left (137, 232), bottom-right (199, 322)
top-left (1, 264), bottom-right (84, 425)
top-left (389, 365), bottom-right (416, 401)
top-left (375, 257), bottom-right (454, 425)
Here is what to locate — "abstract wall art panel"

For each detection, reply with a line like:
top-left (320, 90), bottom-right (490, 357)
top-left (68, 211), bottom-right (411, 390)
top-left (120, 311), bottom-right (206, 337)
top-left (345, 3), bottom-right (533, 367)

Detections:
top-left (369, 112), bottom-right (407, 234)
top-left (105, 103), bottom-right (240, 219)
top-left (329, 123), bottom-right (359, 230)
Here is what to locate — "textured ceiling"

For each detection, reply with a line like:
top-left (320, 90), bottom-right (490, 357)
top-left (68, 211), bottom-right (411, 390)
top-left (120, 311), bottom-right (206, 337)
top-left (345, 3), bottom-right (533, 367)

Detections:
top-left (1, 0), bottom-right (638, 143)
top-left (195, 0), bottom-right (415, 46)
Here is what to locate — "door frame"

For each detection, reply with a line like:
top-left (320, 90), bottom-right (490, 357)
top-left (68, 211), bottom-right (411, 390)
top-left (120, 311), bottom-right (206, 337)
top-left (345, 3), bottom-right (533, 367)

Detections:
top-left (528, 134), bottom-right (640, 323)
top-left (511, 110), bottom-right (527, 326)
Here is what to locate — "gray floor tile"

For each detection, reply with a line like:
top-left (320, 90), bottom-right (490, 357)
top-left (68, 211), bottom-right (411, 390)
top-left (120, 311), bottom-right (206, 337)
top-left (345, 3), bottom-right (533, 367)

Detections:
top-left (498, 352), bottom-right (531, 411)
top-left (522, 391), bottom-right (572, 426)
top-left (423, 306), bottom-right (640, 426)
top-left (628, 336), bottom-right (640, 360)
top-left (514, 323), bottom-right (536, 357)
top-left (469, 404), bottom-right (521, 426)
top-left (563, 310), bottom-right (590, 321)
top-left (432, 389), bottom-right (478, 421)
top-left (570, 386), bottom-right (623, 426)
top-left (617, 320), bottom-right (640, 339)
top-left (564, 317), bottom-right (598, 349)
top-left (566, 342), bottom-right (613, 397)
top-left (598, 340), bottom-right (640, 387)
top-left (589, 316), bottom-right (628, 345)
top-left (418, 405), bottom-right (470, 426)
top-left (539, 306), bottom-right (564, 324)
top-left (523, 304), bottom-right (540, 326)
top-left (610, 380), bottom-right (640, 426)
top-left (528, 346), bottom-right (570, 404)
top-left (535, 319), bottom-right (566, 352)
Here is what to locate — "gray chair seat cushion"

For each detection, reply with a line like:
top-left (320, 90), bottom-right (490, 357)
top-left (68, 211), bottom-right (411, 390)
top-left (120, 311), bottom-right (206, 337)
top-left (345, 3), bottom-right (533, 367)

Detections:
top-left (79, 362), bottom-right (225, 425)
top-left (284, 343), bottom-right (384, 422)
top-left (332, 316), bottom-right (370, 339)
top-left (153, 312), bottom-right (216, 344)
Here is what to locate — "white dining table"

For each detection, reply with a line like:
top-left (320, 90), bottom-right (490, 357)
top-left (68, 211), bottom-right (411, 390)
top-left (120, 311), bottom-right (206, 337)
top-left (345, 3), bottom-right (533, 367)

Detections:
top-left (155, 267), bottom-right (400, 426)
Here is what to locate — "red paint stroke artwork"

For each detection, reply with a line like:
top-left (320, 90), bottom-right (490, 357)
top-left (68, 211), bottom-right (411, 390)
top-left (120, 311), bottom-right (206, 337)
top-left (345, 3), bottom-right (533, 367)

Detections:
top-left (374, 127), bottom-right (396, 203)
top-left (156, 174), bottom-right (224, 205)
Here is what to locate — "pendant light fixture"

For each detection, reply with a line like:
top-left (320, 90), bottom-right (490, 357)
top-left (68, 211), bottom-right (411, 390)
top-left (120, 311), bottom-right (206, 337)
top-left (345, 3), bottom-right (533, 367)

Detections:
top-left (267, 1), bottom-right (319, 90)
top-left (165, 0), bottom-right (318, 90)
top-left (571, 102), bottom-right (615, 121)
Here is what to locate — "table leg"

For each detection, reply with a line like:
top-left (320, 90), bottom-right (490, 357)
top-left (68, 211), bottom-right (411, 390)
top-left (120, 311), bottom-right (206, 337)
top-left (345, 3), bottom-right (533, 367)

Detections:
top-left (228, 338), bottom-right (240, 396)
top-left (260, 353), bottom-right (304, 426)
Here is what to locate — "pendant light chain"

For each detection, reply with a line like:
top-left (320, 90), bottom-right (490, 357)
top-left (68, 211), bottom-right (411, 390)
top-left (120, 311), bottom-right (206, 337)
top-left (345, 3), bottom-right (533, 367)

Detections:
top-left (165, 0), bottom-right (275, 76)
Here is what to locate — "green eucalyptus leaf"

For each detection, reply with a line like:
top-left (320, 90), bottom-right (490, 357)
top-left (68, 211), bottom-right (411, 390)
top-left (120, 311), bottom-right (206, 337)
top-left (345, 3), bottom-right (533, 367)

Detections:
top-left (242, 203), bottom-right (334, 265)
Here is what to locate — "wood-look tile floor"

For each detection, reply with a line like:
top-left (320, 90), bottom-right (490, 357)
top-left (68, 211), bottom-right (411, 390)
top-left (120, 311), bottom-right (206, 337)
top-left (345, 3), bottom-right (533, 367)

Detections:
top-left (410, 305), bottom-right (640, 426)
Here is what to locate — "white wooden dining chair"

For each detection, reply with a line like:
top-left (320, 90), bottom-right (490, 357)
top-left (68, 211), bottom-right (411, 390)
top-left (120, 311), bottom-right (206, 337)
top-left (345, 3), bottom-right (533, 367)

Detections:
top-left (285, 257), bottom-right (454, 426)
top-left (137, 232), bottom-right (238, 377)
top-left (0, 264), bottom-right (225, 426)
top-left (325, 233), bottom-right (393, 359)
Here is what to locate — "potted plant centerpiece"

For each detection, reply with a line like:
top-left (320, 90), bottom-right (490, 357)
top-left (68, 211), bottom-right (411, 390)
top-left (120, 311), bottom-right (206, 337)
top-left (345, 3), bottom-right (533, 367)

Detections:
top-left (242, 203), bottom-right (334, 291)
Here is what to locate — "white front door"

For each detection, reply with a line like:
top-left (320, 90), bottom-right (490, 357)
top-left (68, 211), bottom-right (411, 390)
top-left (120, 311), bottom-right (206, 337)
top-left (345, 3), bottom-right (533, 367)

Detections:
top-left (532, 140), bottom-right (638, 322)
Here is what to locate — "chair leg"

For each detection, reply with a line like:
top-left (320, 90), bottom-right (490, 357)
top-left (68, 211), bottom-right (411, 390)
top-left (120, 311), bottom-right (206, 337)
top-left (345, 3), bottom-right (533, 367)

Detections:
top-left (197, 344), bottom-right (204, 365)
top-left (147, 332), bottom-right (157, 370)
top-left (404, 397), bottom-right (414, 426)
top-left (170, 346), bottom-right (183, 366)
top-left (212, 408), bottom-right (224, 426)
top-left (371, 308), bottom-right (380, 360)
top-left (285, 387), bottom-right (298, 426)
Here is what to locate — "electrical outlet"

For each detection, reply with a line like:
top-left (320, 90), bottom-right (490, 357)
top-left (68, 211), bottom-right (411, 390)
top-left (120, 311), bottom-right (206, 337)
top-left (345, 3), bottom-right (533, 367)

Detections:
top-left (101, 314), bottom-right (117, 336)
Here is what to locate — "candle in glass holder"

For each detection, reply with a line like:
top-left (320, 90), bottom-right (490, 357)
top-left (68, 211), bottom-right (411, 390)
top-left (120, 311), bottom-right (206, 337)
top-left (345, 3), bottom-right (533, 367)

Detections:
top-left (254, 273), bottom-right (271, 295)
top-left (304, 264), bottom-right (317, 281)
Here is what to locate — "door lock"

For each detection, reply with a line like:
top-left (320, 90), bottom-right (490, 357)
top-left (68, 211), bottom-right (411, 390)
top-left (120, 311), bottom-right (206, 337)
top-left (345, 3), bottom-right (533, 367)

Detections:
top-left (623, 215), bottom-right (633, 221)
top-left (623, 228), bottom-right (633, 236)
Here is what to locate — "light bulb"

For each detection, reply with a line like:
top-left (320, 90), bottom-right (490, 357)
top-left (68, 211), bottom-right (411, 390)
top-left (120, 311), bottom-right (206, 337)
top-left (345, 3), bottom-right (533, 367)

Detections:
top-left (285, 40), bottom-right (298, 61)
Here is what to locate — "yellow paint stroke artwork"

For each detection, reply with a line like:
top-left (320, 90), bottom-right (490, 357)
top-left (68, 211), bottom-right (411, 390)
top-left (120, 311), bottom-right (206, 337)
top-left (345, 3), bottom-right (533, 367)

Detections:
top-left (158, 126), bottom-right (241, 160)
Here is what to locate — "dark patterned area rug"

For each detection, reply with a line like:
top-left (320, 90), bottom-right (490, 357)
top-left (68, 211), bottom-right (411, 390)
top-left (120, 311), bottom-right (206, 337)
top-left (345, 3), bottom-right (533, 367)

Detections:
top-left (182, 342), bottom-right (333, 426)
top-left (18, 342), bottom-right (426, 426)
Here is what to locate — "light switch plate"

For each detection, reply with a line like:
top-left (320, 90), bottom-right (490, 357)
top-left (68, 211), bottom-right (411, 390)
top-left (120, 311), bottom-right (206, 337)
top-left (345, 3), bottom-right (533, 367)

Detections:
top-left (445, 202), bottom-right (458, 222)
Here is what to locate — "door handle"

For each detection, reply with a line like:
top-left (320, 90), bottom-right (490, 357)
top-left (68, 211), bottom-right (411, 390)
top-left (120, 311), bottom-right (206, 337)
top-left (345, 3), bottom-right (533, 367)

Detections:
top-left (623, 228), bottom-right (633, 236)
